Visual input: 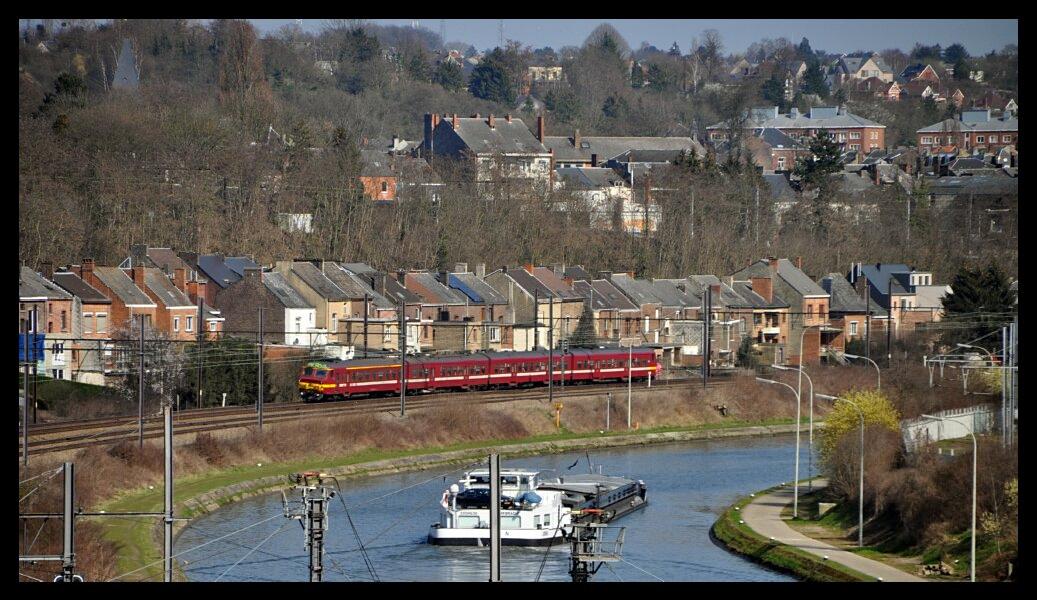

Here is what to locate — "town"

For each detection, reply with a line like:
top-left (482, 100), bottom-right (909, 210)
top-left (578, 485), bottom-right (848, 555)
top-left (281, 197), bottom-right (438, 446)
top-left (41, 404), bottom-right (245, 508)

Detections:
top-left (18, 19), bottom-right (1017, 584)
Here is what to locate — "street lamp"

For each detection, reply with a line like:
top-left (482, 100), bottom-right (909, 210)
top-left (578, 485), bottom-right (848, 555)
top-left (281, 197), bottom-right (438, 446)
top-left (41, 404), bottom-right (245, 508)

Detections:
top-left (757, 376), bottom-right (803, 517)
top-left (843, 353), bottom-right (881, 392)
top-left (921, 414), bottom-right (977, 582)
top-left (774, 364), bottom-right (815, 491)
top-left (817, 393), bottom-right (865, 548)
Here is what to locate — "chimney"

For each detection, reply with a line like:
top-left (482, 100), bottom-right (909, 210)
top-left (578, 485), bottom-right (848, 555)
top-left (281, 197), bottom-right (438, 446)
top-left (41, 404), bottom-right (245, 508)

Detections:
top-left (451, 113), bottom-right (459, 128)
top-left (80, 258), bottom-right (95, 281)
top-left (591, 153), bottom-right (598, 167)
top-left (424, 113), bottom-right (434, 152)
top-left (873, 164), bottom-right (881, 185)
top-left (173, 267), bottom-right (187, 292)
top-left (598, 270), bottom-right (613, 281)
top-left (710, 283), bottom-right (722, 297)
top-left (768, 257), bottom-right (779, 273)
top-left (573, 129), bottom-right (581, 149)
top-left (790, 107), bottom-right (799, 119)
top-left (473, 113), bottom-right (480, 118)
top-left (455, 262), bottom-right (468, 273)
top-left (725, 275), bottom-right (735, 288)
top-left (438, 270), bottom-right (450, 286)
top-left (371, 272), bottom-right (387, 297)
top-left (475, 264), bottom-right (486, 279)
top-left (838, 104), bottom-right (847, 116)
top-left (41, 261), bottom-right (53, 280)
top-left (751, 276), bottom-right (773, 302)
top-left (131, 265), bottom-right (145, 285)
top-left (243, 267), bottom-right (262, 282)
top-left (795, 256), bottom-right (803, 270)
top-left (552, 264), bottom-right (563, 276)
top-left (397, 269), bottom-right (407, 284)
top-left (505, 113), bottom-right (512, 123)
top-left (523, 264), bottom-right (535, 274)
top-left (537, 115), bottom-right (545, 142)
top-left (487, 113), bottom-right (495, 129)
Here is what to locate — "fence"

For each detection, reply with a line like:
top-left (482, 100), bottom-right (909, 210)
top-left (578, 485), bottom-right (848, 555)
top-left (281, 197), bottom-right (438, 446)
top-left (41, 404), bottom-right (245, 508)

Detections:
top-left (901, 404), bottom-right (995, 452)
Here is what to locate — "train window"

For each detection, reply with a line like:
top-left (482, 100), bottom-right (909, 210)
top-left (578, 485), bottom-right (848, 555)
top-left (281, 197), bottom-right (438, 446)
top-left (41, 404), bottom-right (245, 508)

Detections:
top-left (316, 370), bottom-right (328, 378)
top-left (304, 367), bottom-right (314, 376)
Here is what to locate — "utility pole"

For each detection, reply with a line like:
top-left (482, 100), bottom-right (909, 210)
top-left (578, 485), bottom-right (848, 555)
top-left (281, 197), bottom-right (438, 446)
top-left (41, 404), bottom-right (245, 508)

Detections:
top-left (399, 308), bottom-right (407, 417)
top-left (755, 185), bottom-right (760, 246)
top-left (258, 307), bottom-right (264, 432)
top-left (32, 307), bottom-right (38, 424)
top-left (690, 189), bottom-right (695, 238)
top-left (488, 453), bottom-right (501, 582)
top-left (61, 461), bottom-right (76, 582)
top-left (702, 287), bottom-right (712, 388)
top-left (363, 293), bottom-right (369, 359)
top-left (139, 314), bottom-right (145, 448)
top-left (533, 289), bottom-right (539, 351)
top-left (196, 296), bottom-right (203, 408)
top-left (22, 319), bottom-right (30, 466)
top-left (164, 401), bottom-right (174, 582)
top-left (282, 472), bottom-right (333, 582)
top-left (549, 294), bottom-right (554, 405)
top-left (865, 287), bottom-right (871, 360)
top-left (885, 278), bottom-right (893, 368)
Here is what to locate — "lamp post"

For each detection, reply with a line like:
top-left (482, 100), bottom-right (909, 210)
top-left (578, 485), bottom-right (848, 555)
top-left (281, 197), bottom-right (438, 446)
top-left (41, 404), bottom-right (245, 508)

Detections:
top-left (922, 414), bottom-right (977, 582)
top-left (627, 342), bottom-right (633, 429)
top-left (774, 364), bottom-right (814, 491)
top-left (843, 353), bottom-right (881, 392)
top-left (817, 393), bottom-right (865, 548)
top-left (757, 376), bottom-right (803, 517)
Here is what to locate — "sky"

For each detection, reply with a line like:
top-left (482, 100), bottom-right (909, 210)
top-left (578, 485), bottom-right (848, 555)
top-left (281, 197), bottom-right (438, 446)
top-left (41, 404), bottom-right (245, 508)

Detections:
top-left (250, 19), bottom-right (1018, 56)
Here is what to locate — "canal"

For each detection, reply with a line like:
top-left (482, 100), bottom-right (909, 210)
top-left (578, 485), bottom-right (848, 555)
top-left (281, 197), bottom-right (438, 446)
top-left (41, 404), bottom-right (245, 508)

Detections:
top-left (174, 434), bottom-right (810, 582)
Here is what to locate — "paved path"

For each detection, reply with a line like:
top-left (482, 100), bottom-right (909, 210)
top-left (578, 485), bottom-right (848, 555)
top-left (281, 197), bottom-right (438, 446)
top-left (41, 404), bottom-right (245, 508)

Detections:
top-left (740, 480), bottom-right (926, 582)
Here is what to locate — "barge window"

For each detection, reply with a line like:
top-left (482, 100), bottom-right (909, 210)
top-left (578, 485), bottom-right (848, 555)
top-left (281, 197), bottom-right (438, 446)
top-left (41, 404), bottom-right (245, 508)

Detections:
top-left (501, 516), bottom-right (522, 529)
top-left (457, 515), bottom-right (480, 528)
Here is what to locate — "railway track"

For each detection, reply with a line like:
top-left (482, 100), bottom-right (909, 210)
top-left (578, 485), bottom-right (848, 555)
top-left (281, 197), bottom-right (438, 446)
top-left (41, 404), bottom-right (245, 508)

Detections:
top-left (19, 376), bottom-right (731, 457)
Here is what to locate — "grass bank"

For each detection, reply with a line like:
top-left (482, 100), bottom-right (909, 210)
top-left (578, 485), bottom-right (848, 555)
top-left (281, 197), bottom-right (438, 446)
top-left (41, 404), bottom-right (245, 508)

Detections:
top-left (100, 418), bottom-right (800, 582)
top-left (710, 486), bottom-right (872, 582)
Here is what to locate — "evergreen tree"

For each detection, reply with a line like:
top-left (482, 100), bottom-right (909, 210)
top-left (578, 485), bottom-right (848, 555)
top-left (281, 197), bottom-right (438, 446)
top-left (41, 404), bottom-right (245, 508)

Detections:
top-left (953, 57), bottom-right (970, 81)
top-left (432, 60), bottom-right (465, 92)
top-left (735, 335), bottom-right (758, 368)
top-left (794, 129), bottom-right (842, 189)
top-left (469, 48), bottom-right (518, 104)
top-left (801, 60), bottom-right (829, 98)
top-left (943, 43), bottom-right (969, 64)
top-left (761, 75), bottom-right (785, 107)
top-left (941, 264), bottom-right (1016, 351)
top-left (544, 86), bottom-right (580, 122)
top-left (569, 300), bottom-right (598, 348)
top-left (797, 37), bottom-right (813, 61)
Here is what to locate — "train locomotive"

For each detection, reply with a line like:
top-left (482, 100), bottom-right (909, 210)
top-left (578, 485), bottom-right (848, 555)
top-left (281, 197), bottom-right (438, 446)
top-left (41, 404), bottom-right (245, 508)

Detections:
top-left (298, 348), bottom-right (659, 402)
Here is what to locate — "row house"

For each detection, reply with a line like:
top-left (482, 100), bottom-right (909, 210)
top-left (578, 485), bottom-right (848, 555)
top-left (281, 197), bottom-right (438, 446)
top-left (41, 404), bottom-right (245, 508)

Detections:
top-left (729, 276), bottom-right (791, 365)
top-left (342, 263), bottom-right (426, 353)
top-left (19, 266), bottom-right (75, 380)
top-left (830, 54), bottom-right (895, 86)
top-left (77, 261), bottom-right (157, 334)
top-left (131, 267), bottom-right (200, 342)
top-left (447, 268), bottom-right (513, 351)
top-left (685, 276), bottom-right (748, 367)
top-left (121, 245), bottom-right (224, 338)
top-left (916, 109), bottom-right (1018, 155)
top-left (216, 269), bottom-right (326, 347)
top-left (402, 270), bottom-right (477, 352)
top-left (423, 113), bottom-right (553, 186)
top-left (52, 270), bottom-right (114, 384)
top-left (570, 278), bottom-right (641, 342)
top-left (179, 253), bottom-right (259, 309)
top-left (273, 261), bottom-right (355, 339)
top-left (484, 266), bottom-right (581, 351)
top-left (539, 116), bottom-right (702, 170)
top-left (732, 258), bottom-right (833, 366)
top-left (708, 105), bottom-right (886, 154)
top-left (847, 262), bottom-right (940, 336)
top-left (818, 274), bottom-right (871, 354)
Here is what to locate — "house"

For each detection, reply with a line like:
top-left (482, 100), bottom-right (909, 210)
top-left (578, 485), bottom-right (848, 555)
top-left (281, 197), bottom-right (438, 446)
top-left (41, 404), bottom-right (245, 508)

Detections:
top-left (708, 105), bottom-right (886, 154)
top-left (846, 262), bottom-right (939, 336)
top-left (75, 260), bottom-right (157, 334)
top-left (731, 258), bottom-right (833, 366)
top-left (131, 267), bottom-right (201, 341)
top-left (20, 265), bottom-right (75, 380)
top-left (400, 271), bottom-right (481, 352)
top-left (540, 116), bottom-right (702, 170)
top-left (916, 109), bottom-right (1018, 155)
top-left (422, 113), bottom-right (552, 185)
top-left (856, 77), bottom-right (900, 102)
top-left (447, 267), bottom-right (513, 351)
top-left (818, 274), bottom-right (871, 354)
top-left (483, 266), bottom-right (575, 351)
top-left (606, 149), bottom-right (685, 183)
top-left (359, 149), bottom-right (398, 201)
top-left (729, 275), bottom-right (791, 366)
top-left (729, 58), bottom-right (758, 80)
top-left (272, 261), bottom-right (353, 340)
top-left (554, 166), bottom-right (631, 231)
top-left (899, 63), bottom-right (941, 84)
top-left (974, 91), bottom-right (1018, 115)
top-left (217, 269), bottom-right (325, 347)
top-left (570, 278), bottom-right (641, 342)
top-left (530, 266), bottom-right (586, 344)
top-left (949, 88), bottom-right (966, 108)
top-left (830, 54), bottom-right (895, 85)
top-left (899, 79), bottom-right (939, 101)
top-left (741, 128), bottom-right (810, 172)
top-left (521, 66), bottom-right (564, 95)
top-left (603, 272), bottom-right (664, 345)
top-left (178, 253), bottom-right (246, 308)
top-left (51, 270), bottom-right (115, 383)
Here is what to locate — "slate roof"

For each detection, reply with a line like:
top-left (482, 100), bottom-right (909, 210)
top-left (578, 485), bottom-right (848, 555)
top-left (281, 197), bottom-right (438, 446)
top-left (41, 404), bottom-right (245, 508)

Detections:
top-left (818, 273), bottom-right (869, 314)
top-left (543, 135), bottom-right (699, 164)
top-left (449, 273), bottom-right (509, 305)
top-left (555, 167), bottom-right (628, 190)
top-left (340, 263), bottom-right (379, 276)
top-left (572, 279), bottom-right (639, 311)
top-left (146, 248), bottom-right (196, 277)
top-left (563, 266), bottom-right (594, 282)
top-left (923, 175), bottom-right (1018, 197)
top-left (730, 280), bottom-right (789, 309)
top-left (853, 263), bottom-right (914, 311)
top-left (92, 267), bottom-right (155, 306)
top-left (330, 264), bottom-right (395, 308)
top-left (225, 257), bottom-right (260, 278)
top-left (321, 263), bottom-right (375, 299)
top-left (711, 106), bottom-right (884, 130)
top-left (263, 272), bottom-right (313, 310)
top-left (754, 127), bottom-right (805, 149)
top-left (608, 273), bottom-right (662, 306)
top-left (734, 259), bottom-right (829, 297)
top-left (649, 279), bottom-right (701, 308)
top-left (144, 268), bottom-right (194, 308)
top-left (531, 267), bottom-right (582, 300)
top-left (289, 262), bottom-right (350, 301)
top-left (407, 272), bottom-right (469, 305)
top-left (360, 149), bottom-right (396, 177)
top-left (196, 255), bottom-right (241, 289)
top-left (610, 149), bottom-right (684, 164)
top-left (52, 272), bottom-right (111, 304)
top-left (20, 266), bottom-right (73, 300)
top-left (917, 116), bottom-right (1018, 133)
top-left (762, 173), bottom-right (797, 200)
top-left (687, 275), bottom-right (749, 307)
top-left (504, 268), bottom-right (555, 299)
top-left (449, 117), bottom-right (549, 155)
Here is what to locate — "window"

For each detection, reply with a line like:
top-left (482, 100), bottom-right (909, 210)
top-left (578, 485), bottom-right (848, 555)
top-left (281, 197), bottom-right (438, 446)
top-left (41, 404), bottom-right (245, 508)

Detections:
top-left (989, 135), bottom-right (998, 143)
top-left (96, 313), bottom-right (107, 333)
top-left (871, 131), bottom-right (878, 140)
top-left (381, 181), bottom-right (388, 193)
top-left (185, 316), bottom-right (193, 332)
top-left (849, 144), bottom-right (860, 150)
top-left (209, 321), bottom-right (217, 332)
top-left (84, 312), bottom-right (94, 334)
top-left (921, 136), bottom-right (933, 144)
top-left (60, 310), bottom-right (66, 332)
top-left (1002, 135), bottom-right (1012, 143)
top-left (807, 304), bottom-right (814, 318)
top-left (777, 156), bottom-right (786, 169)
top-left (850, 132), bottom-right (861, 139)
top-left (331, 313), bottom-right (337, 333)
top-left (976, 135), bottom-right (985, 143)
top-left (173, 317), bottom-right (180, 332)
top-left (849, 321), bottom-right (858, 336)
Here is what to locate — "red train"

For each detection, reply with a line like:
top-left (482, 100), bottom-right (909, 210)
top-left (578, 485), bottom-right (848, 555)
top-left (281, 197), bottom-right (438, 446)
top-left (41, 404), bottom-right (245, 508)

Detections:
top-left (298, 348), bottom-right (659, 402)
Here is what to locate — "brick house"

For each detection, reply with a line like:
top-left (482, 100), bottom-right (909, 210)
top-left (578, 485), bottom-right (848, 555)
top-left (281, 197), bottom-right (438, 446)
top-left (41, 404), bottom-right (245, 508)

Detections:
top-left (19, 265), bottom-right (75, 380)
top-left (899, 63), bottom-right (941, 84)
top-left (216, 269), bottom-right (325, 346)
top-left (916, 109), bottom-right (1018, 155)
top-left (730, 275), bottom-right (791, 365)
top-left (52, 270), bottom-right (114, 383)
top-left (129, 267), bottom-right (199, 341)
top-left (402, 271), bottom-right (479, 352)
top-left (422, 113), bottom-right (553, 185)
top-left (76, 261), bottom-right (157, 334)
top-left (447, 268), bottom-right (513, 351)
top-left (273, 261), bottom-right (353, 342)
top-left (360, 149), bottom-right (399, 201)
top-left (178, 253), bottom-right (259, 309)
top-left (708, 105), bottom-right (886, 154)
top-left (600, 272), bottom-right (663, 345)
top-left (847, 262), bottom-right (939, 337)
top-left (570, 278), bottom-right (642, 342)
top-left (731, 258), bottom-right (832, 366)
top-left (856, 77), bottom-right (901, 102)
top-left (484, 266), bottom-right (573, 351)
top-left (831, 54), bottom-right (895, 85)
top-left (818, 273), bottom-right (870, 353)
